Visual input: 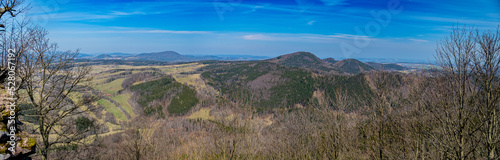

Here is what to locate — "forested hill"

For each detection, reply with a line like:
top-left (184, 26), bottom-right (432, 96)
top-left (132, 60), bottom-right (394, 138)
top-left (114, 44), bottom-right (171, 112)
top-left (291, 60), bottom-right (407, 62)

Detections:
top-left (266, 51), bottom-right (338, 72)
top-left (331, 59), bottom-right (375, 74)
top-left (199, 52), bottom-right (392, 111)
top-left (265, 51), bottom-right (404, 74)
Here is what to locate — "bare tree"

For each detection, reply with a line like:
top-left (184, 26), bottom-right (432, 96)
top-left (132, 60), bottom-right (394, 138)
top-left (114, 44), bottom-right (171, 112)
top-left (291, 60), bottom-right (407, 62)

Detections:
top-left (18, 26), bottom-right (99, 160)
top-left (363, 71), bottom-right (407, 159)
top-left (0, 17), bottom-right (36, 159)
top-left (426, 24), bottom-right (500, 159)
top-left (429, 24), bottom-right (481, 160)
top-left (0, 18), bottom-right (31, 89)
top-left (0, 0), bottom-right (26, 81)
top-left (471, 27), bottom-right (500, 160)
top-left (0, 0), bottom-right (24, 23)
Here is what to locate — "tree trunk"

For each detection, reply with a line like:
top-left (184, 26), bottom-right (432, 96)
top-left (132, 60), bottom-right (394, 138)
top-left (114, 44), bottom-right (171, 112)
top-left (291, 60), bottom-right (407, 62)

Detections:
top-left (488, 109), bottom-right (496, 160)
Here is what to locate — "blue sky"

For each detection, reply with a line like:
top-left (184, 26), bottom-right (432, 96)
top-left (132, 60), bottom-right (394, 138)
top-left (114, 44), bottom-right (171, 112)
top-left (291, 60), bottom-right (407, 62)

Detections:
top-left (25, 0), bottom-right (500, 60)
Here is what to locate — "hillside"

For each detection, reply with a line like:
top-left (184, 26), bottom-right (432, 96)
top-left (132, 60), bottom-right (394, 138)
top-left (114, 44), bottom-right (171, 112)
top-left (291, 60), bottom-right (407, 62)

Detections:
top-left (32, 54), bottom-right (431, 160)
top-left (90, 51), bottom-right (270, 62)
top-left (130, 76), bottom-right (199, 117)
top-left (201, 60), bottom-right (373, 110)
top-left (78, 52), bottom-right (402, 120)
top-left (323, 57), bottom-right (338, 64)
top-left (267, 51), bottom-right (337, 72)
top-left (94, 54), bottom-right (114, 59)
top-left (366, 62), bottom-right (408, 71)
top-left (127, 51), bottom-right (187, 61)
top-left (89, 51), bottom-right (407, 75)
top-left (197, 52), bottom-right (402, 111)
top-left (332, 59), bottom-right (375, 74)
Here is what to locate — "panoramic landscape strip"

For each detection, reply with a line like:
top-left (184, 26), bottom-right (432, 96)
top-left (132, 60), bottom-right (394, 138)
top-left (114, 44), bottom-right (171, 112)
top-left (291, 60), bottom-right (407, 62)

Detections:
top-left (0, 0), bottom-right (498, 159)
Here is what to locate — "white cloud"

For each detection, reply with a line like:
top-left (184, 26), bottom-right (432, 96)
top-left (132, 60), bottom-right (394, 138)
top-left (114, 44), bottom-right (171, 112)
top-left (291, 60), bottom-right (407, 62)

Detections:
top-left (68, 29), bottom-right (211, 34)
top-left (414, 16), bottom-right (499, 27)
top-left (320, 0), bottom-right (349, 6)
top-left (242, 33), bottom-right (374, 43)
top-left (111, 30), bottom-right (211, 34)
top-left (110, 11), bottom-right (146, 16)
top-left (409, 38), bottom-right (429, 43)
top-left (236, 3), bottom-right (371, 20)
top-left (242, 34), bottom-right (277, 41)
top-left (307, 20), bottom-right (316, 25)
top-left (242, 4), bottom-right (271, 14)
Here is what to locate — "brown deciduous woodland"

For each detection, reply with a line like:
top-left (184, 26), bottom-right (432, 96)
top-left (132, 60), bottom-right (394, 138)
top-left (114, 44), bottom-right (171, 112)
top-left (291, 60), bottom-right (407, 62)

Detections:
top-left (92, 25), bottom-right (499, 160)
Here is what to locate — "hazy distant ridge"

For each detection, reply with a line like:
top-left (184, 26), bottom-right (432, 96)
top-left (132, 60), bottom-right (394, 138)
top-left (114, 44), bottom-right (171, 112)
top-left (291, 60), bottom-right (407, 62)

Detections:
top-left (85, 51), bottom-right (269, 61)
top-left (86, 50), bottom-right (408, 73)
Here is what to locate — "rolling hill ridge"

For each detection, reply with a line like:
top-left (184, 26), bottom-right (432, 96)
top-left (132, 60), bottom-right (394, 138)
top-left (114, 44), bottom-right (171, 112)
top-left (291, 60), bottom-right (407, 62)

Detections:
top-left (331, 59), bottom-right (375, 74)
top-left (90, 51), bottom-right (269, 62)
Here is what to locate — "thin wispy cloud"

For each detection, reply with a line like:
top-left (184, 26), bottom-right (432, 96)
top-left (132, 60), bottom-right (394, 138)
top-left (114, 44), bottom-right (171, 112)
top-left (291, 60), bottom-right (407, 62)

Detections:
top-left (413, 16), bottom-right (499, 26)
top-left (31, 0), bottom-right (499, 59)
top-left (30, 1), bottom-right (213, 22)
top-left (320, 0), bottom-right (349, 6)
top-left (242, 33), bottom-right (374, 43)
top-left (307, 20), bottom-right (316, 25)
top-left (29, 11), bottom-right (145, 23)
top-left (110, 11), bottom-right (146, 16)
top-left (71, 29), bottom-right (212, 34)
top-left (242, 3), bottom-right (271, 14)
top-left (235, 3), bottom-right (374, 21)
top-left (106, 30), bottom-right (211, 34)
top-left (242, 34), bottom-right (277, 41)
top-left (409, 39), bottom-right (429, 43)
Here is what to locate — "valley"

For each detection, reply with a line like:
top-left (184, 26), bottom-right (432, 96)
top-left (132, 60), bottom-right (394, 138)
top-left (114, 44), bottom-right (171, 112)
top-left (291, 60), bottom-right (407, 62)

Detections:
top-left (18, 51), bottom-right (427, 159)
top-left (22, 51), bottom-right (403, 140)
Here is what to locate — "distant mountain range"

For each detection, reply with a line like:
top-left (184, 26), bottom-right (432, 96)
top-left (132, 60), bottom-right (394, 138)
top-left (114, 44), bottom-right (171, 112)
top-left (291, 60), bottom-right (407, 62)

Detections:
top-left (80, 51), bottom-right (269, 61)
top-left (265, 51), bottom-right (407, 74)
top-left (83, 50), bottom-right (409, 74)
top-left (365, 62), bottom-right (408, 71)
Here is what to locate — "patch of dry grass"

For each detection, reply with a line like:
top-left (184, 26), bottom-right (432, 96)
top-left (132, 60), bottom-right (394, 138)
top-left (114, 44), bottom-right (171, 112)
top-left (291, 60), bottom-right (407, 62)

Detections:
top-left (187, 108), bottom-right (214, 120)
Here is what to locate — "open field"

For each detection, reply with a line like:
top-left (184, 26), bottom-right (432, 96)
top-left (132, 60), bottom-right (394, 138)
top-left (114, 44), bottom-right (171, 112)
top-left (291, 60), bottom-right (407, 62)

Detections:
top-left (187, 108), bottom-right (213, 120)
top-left (97, 78), bottom-right (125, 95)
top-left (112, 93), bottom-right (135, 117)
top-left (98, 99), bottom-right (127, 121)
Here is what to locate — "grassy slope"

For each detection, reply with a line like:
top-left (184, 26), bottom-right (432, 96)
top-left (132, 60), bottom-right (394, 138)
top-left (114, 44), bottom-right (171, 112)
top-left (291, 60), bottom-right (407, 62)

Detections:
top-left (98, 78), bottom-right (125, 94)
top-left (187, 108), bottom-right (213, 120)
top-left (52, 63), bottom-right (207, 137)
top-left (98, 99), bottom-right (127, 121)
top-left (23, 63), bottom-right (210, 145)
top-left (112, 93), bottom-right (135, 117)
